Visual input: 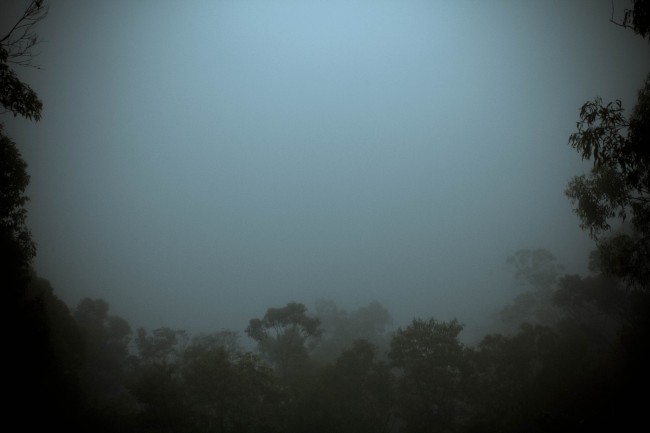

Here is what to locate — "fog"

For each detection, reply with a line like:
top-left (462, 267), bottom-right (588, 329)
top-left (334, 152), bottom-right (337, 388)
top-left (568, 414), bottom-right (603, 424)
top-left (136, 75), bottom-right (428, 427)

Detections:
top-left (4, 0), bottom-right (649, 340)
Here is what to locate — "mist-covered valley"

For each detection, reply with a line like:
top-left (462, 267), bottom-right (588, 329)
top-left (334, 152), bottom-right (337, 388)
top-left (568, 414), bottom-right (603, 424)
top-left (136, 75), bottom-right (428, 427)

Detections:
top-left (2, 1), bottom-right (650, 432)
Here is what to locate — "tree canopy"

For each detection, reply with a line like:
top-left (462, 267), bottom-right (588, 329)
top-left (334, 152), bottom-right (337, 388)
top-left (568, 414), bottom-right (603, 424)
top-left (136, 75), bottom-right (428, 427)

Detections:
top-left (246, 302), bottom-right (322, 381)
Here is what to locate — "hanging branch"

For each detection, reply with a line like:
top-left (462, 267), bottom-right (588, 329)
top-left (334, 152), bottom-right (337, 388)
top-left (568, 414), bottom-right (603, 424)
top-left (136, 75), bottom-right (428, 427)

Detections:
top-left (610, 0), bottom-right (650, 40)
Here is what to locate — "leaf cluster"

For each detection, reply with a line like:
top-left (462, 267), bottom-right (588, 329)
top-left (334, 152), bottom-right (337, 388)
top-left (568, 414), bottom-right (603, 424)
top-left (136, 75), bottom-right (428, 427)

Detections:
top-left (566, 74), bottom-right (650, 289)
top-left (0, 56), bottom-right (42, 120)
top-left (0, 0), bottom-right (46, 119)
top-left (0, 125), bottom-right (34, 264)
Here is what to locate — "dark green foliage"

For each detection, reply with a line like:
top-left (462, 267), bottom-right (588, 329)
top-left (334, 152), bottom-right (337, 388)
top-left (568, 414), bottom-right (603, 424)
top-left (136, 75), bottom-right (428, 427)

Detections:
top-left (0, 3), bottom-right (90, 431)
top-left (128, 328), bottom-right (188, 433)
top-left (246, 302), bottom-right (322, 381)
top-left (127, 329), bottom-right (286, 433)
top-left (389, 318), bottom-right (466, 433)
top-left (464, 325), bottom-right (558, 432)
top-left (72, 299), bottom-right (137, 431)
top-left (293, 339), bottom-right (395, 433)
top-left (566, 74), bottom-right (650, 291)
top-left (0, 126), bottom-right (31, 238)
top-left (0, 0), bottom-right (46, 119)
top-left (6, 274), bottom-right (87, 431)
top-left (135, 327), bottom-right (188, 365)
top-left (182, 341), bottom-right (284, 433)
top-left (565, 165), bottom-right (630, 235)
top-left (128, 362), bottom-right (188, 433)
top-left (0, 0), bottom-right (45, 277)
top-left (1, 0), bottom-right (44, 286)
top-left (565, 87), bottom-right (648, 239)
top-left (0, 125), bottom-right (34, 290)
top-left (558, 27), bottom-right (650, 430)
top-left (0, 55), bottom-right (42, 120)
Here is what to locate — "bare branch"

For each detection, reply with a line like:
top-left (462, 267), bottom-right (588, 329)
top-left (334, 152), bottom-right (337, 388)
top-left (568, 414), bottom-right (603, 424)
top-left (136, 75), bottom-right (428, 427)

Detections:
top-left (0, 1), bottom-right (48, 69)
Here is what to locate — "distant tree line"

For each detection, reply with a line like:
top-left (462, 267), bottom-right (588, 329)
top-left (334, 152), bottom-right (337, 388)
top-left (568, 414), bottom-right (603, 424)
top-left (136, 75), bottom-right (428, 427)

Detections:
top-left (10, 259), bottom-right (649, 433)
top-left (2, 1), bottom-right (648, 432)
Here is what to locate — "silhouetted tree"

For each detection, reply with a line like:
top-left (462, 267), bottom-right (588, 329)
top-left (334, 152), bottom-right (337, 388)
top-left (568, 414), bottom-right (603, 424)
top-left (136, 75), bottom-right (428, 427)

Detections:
top-left (128, 361), bottom-right (187, 433)
top-left (497, 249), bottom-right (565, 331)
top-left (246, 302), bottom-right (322, 382)
top-left (1, 0), bottom-right (45, 293)
top-left (0, 2), bottom-right (90, 431)
top-left (299, 339), bottom-right (396, 433)
top-left (13, 275), bottom-right (88, 430)
top-left (182, 338), bottom-right (284, 433)
top-left (312, 299), bottom-right (393, 363)
top-left (389, 318), bottom-right (466, 433)
top-left (135, 327), bottom-right (188, 365)
top-left (552, 11), bottom-right (650, 429)
top-left (565, 73), bottom-right (650, 290)
top-left (464, 324), bottom-right (582, 433)
top-left (1, 0), bottom-right (46, 119)
top-left (0, 125), bottom-right (34, 289)
top-left (74, 298), bottom-right (135, 430)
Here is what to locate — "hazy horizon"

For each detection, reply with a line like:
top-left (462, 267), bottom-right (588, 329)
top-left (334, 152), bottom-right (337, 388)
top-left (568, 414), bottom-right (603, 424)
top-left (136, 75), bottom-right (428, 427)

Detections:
top-left (3, 0), bottom-right (649, 342)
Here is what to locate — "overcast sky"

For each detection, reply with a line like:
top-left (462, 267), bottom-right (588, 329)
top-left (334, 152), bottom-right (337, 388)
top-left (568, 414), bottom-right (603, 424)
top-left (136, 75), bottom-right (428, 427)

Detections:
top-left (3, 0), bottom-right (649, 339)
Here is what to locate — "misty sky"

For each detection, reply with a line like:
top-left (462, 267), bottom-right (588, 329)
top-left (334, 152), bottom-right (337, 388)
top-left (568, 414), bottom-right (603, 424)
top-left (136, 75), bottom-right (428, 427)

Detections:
top-left (3, 0), bottom-right (650, 338)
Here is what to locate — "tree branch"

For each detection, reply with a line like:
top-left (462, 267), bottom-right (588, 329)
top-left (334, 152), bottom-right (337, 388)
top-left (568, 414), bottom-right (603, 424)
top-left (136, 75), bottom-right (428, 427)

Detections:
top-left (610, 0), bottom-right (633, 29)
top-left (0, 1), bottom-right (48, 69)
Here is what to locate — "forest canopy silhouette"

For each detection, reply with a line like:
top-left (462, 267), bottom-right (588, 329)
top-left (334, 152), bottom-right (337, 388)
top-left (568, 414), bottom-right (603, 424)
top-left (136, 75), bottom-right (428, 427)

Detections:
top-left (1, 1), bottom-right (649, 432)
